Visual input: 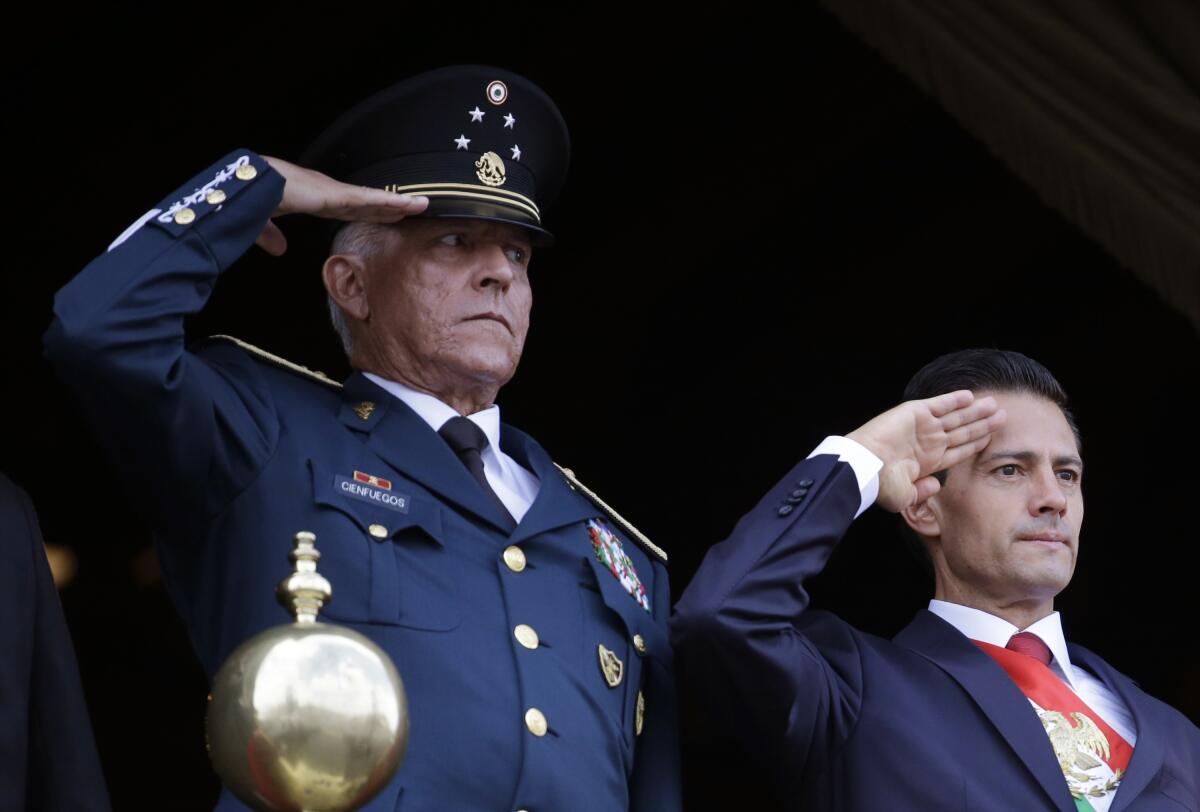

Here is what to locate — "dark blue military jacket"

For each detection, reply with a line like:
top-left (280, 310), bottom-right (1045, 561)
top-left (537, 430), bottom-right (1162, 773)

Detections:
top-left (45, 152), bottom-right (680, 812)
top-left (671, 455), bottom-right (1200, 811)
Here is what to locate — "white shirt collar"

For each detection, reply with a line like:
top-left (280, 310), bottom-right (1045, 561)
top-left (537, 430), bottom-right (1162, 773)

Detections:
top-left (362, 372), bottom-right (503, 450)
top-left (928, 600), bottom-right (1079, 691)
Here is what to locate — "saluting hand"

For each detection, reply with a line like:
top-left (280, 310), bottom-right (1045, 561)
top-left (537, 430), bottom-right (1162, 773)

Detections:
top-left (253, 156), bottom-right (429, 256)
top-left (847, 391), bottom-right (1005, 513)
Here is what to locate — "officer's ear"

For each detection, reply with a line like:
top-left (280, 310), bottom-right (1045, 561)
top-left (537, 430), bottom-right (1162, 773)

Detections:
top-left (902, 497), bottom-right (941, 540)
top-left (323, 252), bottom-right (370, 322)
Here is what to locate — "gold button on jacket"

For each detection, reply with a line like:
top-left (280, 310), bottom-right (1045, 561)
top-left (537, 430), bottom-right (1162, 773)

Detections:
top-left (514, 624), bottom-right (539, 649)
top-left (524, 708), bottom-right (548, 737)
top-left (503, 545), bottom-right (526, 572)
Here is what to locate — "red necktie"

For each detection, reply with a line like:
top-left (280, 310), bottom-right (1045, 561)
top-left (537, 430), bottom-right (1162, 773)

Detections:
top-left (1007, 630), bottom-right (1053, 663)
top-left (973, 632), bottom-right (1132, 810)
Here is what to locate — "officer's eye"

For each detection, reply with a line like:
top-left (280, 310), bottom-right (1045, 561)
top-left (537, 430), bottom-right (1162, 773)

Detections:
top-left (1057, 469), bottom-right (1081, 483)
top-left (996, 464), bottom-right (1019, 477)
top-left (505, 246), bottom-right (529, 265)
top-left (438, 233), bottom-right (466, 248)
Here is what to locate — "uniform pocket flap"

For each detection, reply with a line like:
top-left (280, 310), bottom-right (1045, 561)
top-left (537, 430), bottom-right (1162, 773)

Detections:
top-left (585, 556), bottom-right (667, 660)
top-left (310, 461), bottom-right (443, 544)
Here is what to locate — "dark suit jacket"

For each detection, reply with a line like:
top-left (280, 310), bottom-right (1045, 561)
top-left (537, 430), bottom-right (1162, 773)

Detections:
top-left (0, 474), bottom-right (110, 811)
top-left (44, 151), bottom-right (680, 811)
top-left (671, 454), bottom-right (1199, 811)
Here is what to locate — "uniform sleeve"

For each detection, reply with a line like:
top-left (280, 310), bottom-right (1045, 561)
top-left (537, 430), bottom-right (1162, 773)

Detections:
top-left (43, 152), bottom-right (286, 537)
top-left (629, 558), bottom-right (682, 811)
top-left (669, 454), bottom-right (867, 784)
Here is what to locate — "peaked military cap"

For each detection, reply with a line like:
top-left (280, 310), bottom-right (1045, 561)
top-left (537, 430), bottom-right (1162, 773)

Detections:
top-left (302, 65), bottom-right (570, 239)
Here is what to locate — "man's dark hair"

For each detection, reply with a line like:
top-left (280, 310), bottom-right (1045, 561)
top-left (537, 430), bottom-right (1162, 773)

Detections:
top-left (903, 348), bottom-right (1080, 454)
top-left (900, 348), bottom-right (1081, 575)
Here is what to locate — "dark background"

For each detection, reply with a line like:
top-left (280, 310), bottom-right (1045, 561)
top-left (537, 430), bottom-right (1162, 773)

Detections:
top-left (4, 4), bottom-right (1197, 809)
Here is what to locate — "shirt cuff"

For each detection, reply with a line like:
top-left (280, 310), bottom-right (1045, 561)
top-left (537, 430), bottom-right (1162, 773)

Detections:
top-left (807, 436), bottom-right (883, 518)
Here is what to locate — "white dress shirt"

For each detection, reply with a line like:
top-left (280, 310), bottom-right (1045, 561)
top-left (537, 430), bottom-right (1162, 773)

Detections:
top-left (363, 373), bottom-right (540, 522)
top-left (927, 601), bottom-right (1137, 747)
top-left (807, 435), bottom-right (883, 517)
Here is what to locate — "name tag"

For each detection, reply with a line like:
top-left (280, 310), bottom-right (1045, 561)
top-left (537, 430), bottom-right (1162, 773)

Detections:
top-left (335, 475), bottom-right (410, 513)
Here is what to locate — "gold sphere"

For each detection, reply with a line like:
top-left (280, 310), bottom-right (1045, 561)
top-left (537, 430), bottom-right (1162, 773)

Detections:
top-left (206, 532), bottom-right (408, 811)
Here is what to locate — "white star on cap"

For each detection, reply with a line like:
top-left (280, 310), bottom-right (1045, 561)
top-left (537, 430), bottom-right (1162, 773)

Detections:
top-left (454, 135), bottom-right (471, 150)
top-left (510, 144), bottom-right (522, 161)
top-left (468, 106), bottom-right (485, 123)
top-left (503, 113), bottom-right (516, 129)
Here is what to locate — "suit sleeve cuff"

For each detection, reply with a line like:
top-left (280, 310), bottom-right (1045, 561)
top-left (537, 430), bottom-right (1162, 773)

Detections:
top-left (807, 436), bottom-right (882, 518)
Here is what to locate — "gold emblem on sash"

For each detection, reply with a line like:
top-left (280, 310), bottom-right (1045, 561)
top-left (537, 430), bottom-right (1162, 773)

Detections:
top-left (1038, 709), bottom-right (1123, 797)
top-left (474, 151), bottom-right (506, 187)
top-left (597, 644), bottom-right (623, 688)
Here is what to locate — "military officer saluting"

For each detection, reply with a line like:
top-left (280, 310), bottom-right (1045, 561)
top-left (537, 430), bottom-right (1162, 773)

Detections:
top-left (46, 66), bottom-right (680, 811)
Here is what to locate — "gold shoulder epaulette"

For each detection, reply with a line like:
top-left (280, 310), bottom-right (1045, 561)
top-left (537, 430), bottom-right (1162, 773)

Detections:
top-left (205, 335), bottom-right (342, 390)
top-left (554, 463), bottom-right (668, 564)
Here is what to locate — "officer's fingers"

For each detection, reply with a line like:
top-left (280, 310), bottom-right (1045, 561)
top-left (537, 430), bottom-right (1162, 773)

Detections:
top-left (937, 395), bottom-right (999, 431)
top-left (913, 476), bottom-right (942, 505)
top-left (255, 220), bottom-right (288, 256)
top-left (359, 195), bottom-right (430, 220)
top-left (942, 407), bottom-right (1004, 451)
top-left (328, 195), bottom-right (430, 222)
top-left (923, 390), bottom-right (975, 418)
top-left (938, 431), bottom-right (998, 471)
top-left (333, 185), bottom-right (429, 211)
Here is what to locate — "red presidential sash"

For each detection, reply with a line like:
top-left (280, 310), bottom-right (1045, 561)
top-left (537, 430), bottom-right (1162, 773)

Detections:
top-left (974, 640), bottom-right (1132, 811)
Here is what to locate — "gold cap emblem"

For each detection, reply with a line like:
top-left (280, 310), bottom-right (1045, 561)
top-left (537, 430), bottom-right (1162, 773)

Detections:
top-left (475, 151), bottom-right (506, 187)
top-left (598, 644), bottom-right (624, 688)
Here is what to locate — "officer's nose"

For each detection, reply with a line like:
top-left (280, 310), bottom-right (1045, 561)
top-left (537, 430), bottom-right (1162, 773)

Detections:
top-left (1029, 467), bottom-right (1068, 516)
top-left (474, 244), bottom-right (516, 292)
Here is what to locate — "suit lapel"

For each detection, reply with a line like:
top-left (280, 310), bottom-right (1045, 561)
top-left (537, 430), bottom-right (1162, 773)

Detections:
top-left (336, 373), bottom-right (516, 533)
top-left (500, 425), bottom-right (596, 544)
top-left (894, 610), bottom-right (1077, 812)
top-left (1069, 645), bottom-right (1162, 812)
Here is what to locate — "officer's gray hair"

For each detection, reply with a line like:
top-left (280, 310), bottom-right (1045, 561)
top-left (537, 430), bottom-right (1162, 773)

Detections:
top-left (326, 223), bottom-right (387, 357)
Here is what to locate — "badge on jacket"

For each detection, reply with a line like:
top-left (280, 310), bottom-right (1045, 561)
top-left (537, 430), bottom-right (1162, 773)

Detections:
top-left (588, 519), bottom-right (651, 612)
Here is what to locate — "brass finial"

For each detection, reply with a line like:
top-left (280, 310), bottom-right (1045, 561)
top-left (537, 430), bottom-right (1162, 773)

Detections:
top-left (276, 531), bottom-right (333, 623)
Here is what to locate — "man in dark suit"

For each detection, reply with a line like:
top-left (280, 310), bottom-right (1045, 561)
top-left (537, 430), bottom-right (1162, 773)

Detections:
top-left (0, 473), bottom-right (110, 811)
top-left (45, 66), bottom-right (678, 811)
top-left (672, 349), bottom-right (1198, 811)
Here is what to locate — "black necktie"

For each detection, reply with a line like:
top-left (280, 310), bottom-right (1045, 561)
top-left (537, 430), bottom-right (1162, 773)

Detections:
top-left (438, 416), bottom-right (517, 530)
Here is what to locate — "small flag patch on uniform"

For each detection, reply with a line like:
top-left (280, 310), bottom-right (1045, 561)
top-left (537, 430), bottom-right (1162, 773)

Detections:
top-left (354, 471), bottom-right (392, 490)
top-left (337, 474), bottom-right (408, 514)
top-left (588, 519), bottom-right (650, 613)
